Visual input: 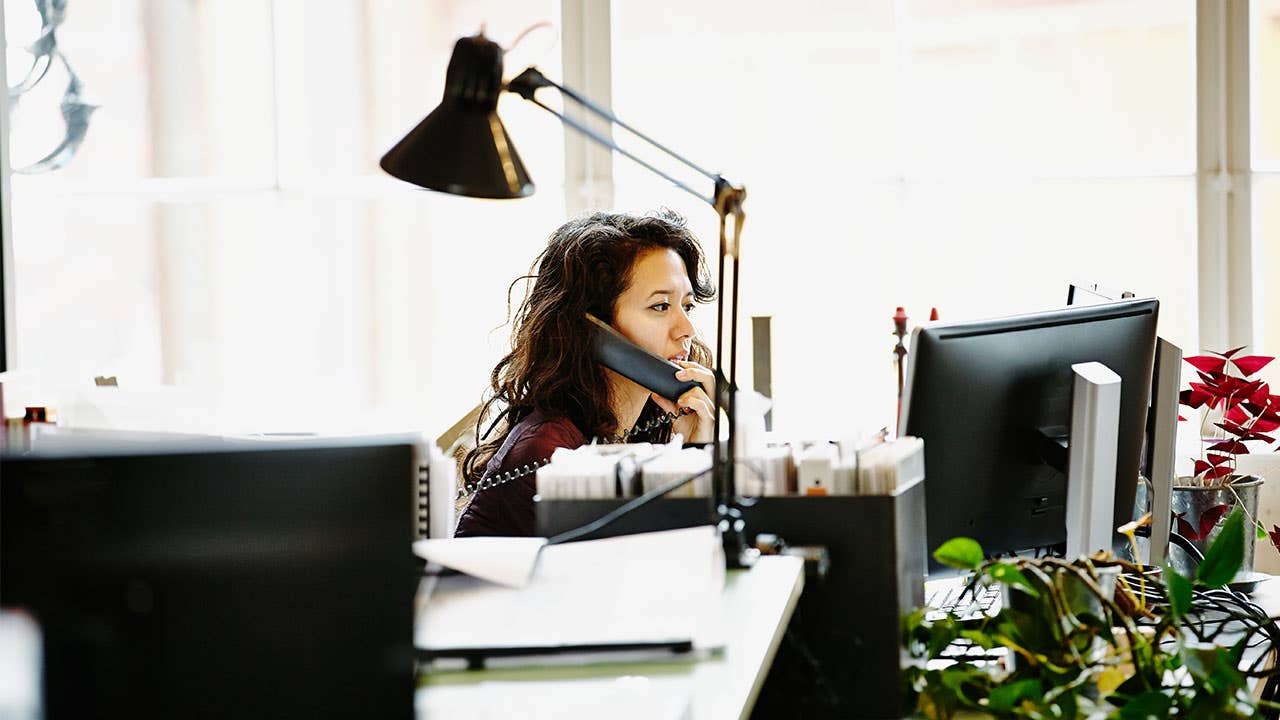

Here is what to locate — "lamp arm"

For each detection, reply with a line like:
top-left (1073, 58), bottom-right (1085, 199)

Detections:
top-left (506, 66), bottom-right (753, 564)
top-left (507, 67), bottom-right (739, 209)
top-left (525, 93), bottom-right (715, 206)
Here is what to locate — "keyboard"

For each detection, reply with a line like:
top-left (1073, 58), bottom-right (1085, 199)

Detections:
top-left (921, 579), bottom-right (1008, 669)
top-left (924, 579), bottom-right (1003, 622)
top-left (936, 638), bottom-right (1003, 661)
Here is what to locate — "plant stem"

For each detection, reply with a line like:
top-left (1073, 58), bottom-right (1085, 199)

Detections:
top-left (1258, 698), bottom-right (1280, 712)
top-left (1228, 484), bottom-right (1261, 551)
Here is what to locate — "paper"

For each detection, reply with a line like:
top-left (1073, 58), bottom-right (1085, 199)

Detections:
top-left (416, 526), bottom-right (726, 657)
top-left (413, 536), bottom-right (548, 588)
top-left (416, 675), bottom-right (693, 720)
top-left (856, 435), bottom-right (924, 495)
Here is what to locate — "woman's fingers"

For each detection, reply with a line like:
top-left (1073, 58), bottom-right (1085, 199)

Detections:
top-left (651, 393), bottom-right (679, 415)
top-left (671, 389), bottom-right (715, 443)
top-left (651, 390), bottom-right (708, 418)
top-left (649, 360), bottom-right (714, 414)
top-left (674, 361), bottom-right (715, 398)
top-left (674, 360), bottom-right (713, 380)
top-left (646, 361), bottom-right (716, 442)
top-left (676, 388), bottom-right (714, 419)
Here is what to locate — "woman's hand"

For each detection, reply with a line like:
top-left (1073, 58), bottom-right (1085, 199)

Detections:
top-left (652, 360), bottom-right (716, 444)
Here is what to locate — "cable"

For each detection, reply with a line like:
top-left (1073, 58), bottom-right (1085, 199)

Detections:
top-left (506, 20), bottom-right (554, 54)
top-left (1167, 529), bottom-right (1256, 606)
top-left (542, 441), bottom-right (775, 546)
top-left (547, 466), bottom-right (713, 545)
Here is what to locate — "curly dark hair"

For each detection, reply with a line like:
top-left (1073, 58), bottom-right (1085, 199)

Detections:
top-left (462, 209), bottom-right (716, 487)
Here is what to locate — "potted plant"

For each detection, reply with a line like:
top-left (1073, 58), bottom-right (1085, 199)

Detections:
top-left (1174, 347), bottom-right (1280, 577)
top-left (903, 510), bottom-right (1280, 719)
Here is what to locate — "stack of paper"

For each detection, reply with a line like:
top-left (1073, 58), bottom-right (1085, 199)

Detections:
top-left (638, 446), bottom-right (713, 497)
top-left (413, 526), bottom-right (726, 668)
top-left (856, 436), bottom-right (925, 495)
top-left (535, 443), bottom-right (659, 499)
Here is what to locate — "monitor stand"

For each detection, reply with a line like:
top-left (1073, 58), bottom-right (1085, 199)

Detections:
top-left (1146, 338), bottom-right (1183, 566)
top-left (1065, 361), bottom-right (1123, 558)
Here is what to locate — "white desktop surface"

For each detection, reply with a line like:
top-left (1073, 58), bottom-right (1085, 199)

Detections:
top-left (415, 555), bottom-right (805, 720)
top-left (1246, 575), bottom-right (1280, 618)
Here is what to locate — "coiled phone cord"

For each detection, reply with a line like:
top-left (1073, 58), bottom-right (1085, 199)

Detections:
top-left (456, 410), bottom-right (683, 499)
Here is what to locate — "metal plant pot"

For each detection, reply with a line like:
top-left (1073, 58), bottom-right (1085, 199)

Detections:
top-left (1167, 475), bottom-right (1261, 579)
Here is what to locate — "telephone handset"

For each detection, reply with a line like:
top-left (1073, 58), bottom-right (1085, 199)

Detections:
top-left (462, 315), bottom-right (699, 497)
top-left (586, 313), bottom-right (700, 402)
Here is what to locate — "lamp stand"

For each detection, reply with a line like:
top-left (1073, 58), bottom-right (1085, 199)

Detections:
top-left (380, 36), bottom-right (758, 565)
top-left (712, 180), bottom-right (755, 569)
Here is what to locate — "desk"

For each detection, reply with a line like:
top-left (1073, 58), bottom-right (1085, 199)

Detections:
top-left (415, 555), bottom-right (804, 720)
top-left (1248, 575), bottom-right (1280, 618)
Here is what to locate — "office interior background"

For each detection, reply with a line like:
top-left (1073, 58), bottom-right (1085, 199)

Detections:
top-left (1, 0), bottom-right (1277, 444)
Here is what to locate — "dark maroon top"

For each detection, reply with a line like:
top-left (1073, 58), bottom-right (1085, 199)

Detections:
top-left (454, 411), bottom-right (587, 537)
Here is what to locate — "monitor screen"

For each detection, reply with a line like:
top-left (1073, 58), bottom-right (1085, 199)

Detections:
top-left (900, 298), bottom-right (1159, 572)
top-left (1, 431), bottom-right (421, 718)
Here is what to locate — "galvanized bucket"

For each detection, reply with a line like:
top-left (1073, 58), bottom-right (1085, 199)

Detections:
top-left (1166, 476), bottom-right (1261, 579)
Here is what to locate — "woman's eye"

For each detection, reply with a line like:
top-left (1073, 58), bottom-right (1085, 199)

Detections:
top-left (683, 303), bottom-right (695, 313)
top-left (650, 303), bottom-right (670, 312)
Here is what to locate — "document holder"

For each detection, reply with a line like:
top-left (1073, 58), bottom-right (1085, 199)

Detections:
top-left (535, 476), bottom-right (927, 719)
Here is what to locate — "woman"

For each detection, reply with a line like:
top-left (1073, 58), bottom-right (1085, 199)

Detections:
top-left (455, 210), bottom-right (717, 537)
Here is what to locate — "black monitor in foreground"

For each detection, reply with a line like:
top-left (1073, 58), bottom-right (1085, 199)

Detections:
top-left (900, 298), bottom-right (1158, 572)
top-left (1, 431), bottom-right (421, 719)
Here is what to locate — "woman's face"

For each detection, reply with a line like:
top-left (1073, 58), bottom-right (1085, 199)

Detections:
top-left (612, 248), bottom-right (696, 363)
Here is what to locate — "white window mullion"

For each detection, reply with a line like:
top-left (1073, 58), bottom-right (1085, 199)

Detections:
top-left (560, 0), bottom-right (613, 215)
top-left (143, 0), bottom-right (207, 386)
top-left (1197, 0), bottom-right (1253, 352)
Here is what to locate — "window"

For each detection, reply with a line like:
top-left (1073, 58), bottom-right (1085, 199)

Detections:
top-left (5, 0), bottom-right (1263, 442)
top-left (4, 0), bottom-right (563, 433)
top-left (1253, 0), bottom-right (1280, 390)
top-left (611, 0), bottom-right (1197, 436)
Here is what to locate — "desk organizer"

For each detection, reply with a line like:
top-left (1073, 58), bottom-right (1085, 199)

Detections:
top-left (536, 477), bottom-right (926, 719)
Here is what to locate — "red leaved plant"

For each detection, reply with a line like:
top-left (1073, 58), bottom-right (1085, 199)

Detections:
top-left (1178, 346), bottom-right (1279, 485)
top-left (1177, 346), bottom-right (1280, 553)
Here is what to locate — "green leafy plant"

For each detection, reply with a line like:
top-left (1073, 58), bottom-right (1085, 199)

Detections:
top-left (903, 508), bottom-right (1280, 719)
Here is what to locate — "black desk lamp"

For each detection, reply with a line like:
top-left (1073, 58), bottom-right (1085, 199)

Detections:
top-left (381, 33), bottom-right (753, 567)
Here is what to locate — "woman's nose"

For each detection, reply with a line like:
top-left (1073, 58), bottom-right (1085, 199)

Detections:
top-left (673, 308), bottom-right (695, 338)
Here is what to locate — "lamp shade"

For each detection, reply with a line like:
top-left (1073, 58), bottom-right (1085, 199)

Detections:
top-left (380, 34), bottom-right (534, 199)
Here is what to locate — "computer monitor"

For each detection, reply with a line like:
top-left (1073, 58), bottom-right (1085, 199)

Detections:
top-left (899, 298), bottom-right (1159, 572)
top-left (1, 431), bottom-right (422, 719)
